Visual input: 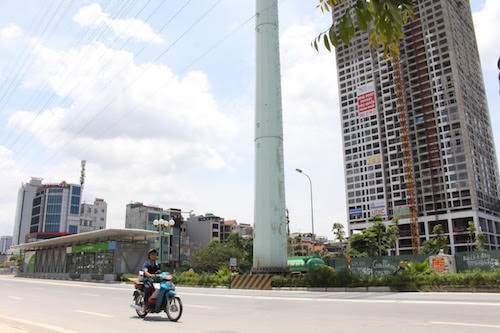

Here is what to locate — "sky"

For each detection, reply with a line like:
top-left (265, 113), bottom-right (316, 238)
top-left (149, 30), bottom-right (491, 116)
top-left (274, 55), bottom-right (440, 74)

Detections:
top-left (0, 0), bottom-right (498, 240)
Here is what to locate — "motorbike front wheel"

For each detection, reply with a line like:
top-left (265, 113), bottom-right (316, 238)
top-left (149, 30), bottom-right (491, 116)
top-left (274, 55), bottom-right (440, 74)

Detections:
top-left (134, 294), bottom-right (147, 318)
top-left (165, 296), bottom-right (183, 321)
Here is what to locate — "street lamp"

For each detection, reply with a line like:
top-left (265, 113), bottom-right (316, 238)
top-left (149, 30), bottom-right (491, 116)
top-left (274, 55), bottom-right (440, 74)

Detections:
top-left (295, 168), bottom-right (315, 247)
top-left (152, 218), bottom-right (175, 270)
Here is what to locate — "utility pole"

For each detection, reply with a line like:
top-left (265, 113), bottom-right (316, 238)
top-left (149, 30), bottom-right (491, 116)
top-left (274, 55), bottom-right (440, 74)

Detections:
top-left (252, 0), bottom-right (288, 273)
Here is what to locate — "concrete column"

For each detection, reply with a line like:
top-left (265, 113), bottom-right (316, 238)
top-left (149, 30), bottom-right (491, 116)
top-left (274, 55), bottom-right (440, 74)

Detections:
top-left (252, 0), bottom-right (288, 273)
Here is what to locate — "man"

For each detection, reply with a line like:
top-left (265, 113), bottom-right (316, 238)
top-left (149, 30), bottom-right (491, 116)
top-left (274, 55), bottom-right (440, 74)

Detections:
top-left (142, 249), bottom-right (161, 312)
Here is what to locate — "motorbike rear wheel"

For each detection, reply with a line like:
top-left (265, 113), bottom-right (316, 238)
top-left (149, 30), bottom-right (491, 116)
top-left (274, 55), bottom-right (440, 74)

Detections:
top-left (165, 296), bottom-right (183, 321)
top-left (134, 294), bottom-right (147, 318)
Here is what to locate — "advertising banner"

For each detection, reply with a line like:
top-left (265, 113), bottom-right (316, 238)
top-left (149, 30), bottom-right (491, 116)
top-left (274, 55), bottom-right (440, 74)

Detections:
top-left (357, 82), bottom-right (377, 117)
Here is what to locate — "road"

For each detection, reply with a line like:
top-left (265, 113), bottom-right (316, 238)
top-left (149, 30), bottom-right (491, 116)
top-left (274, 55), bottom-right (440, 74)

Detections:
top-left (0, 275), bottom-right (499, 333)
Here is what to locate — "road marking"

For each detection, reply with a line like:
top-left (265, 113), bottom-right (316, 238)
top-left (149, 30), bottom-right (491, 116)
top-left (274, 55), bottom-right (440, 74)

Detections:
top-left (400, 300), bottom-right (500, 307)
top-left (181, 291), bottom-right (500, 306)
top-left (431, 321), bottom-right (500, 329)
top-left (189, 304), bottom-right (217, 309)
top-left (76, 310), bottom-right (113, 318)
top-left (8, 296), bottom-right (23, 300)
top-left (0, 313), bottom-right (79, 333)
top-left (81, 293), bottom-right (99, 297)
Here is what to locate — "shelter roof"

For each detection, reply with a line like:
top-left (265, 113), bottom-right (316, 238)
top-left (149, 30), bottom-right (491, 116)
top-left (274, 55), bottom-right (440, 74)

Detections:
top-left (10, 228), bottom-right (158, 251)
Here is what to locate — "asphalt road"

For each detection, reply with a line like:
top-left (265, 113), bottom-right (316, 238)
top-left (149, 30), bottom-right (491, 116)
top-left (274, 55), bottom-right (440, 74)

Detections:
top-left (0, 275), bottom-right (499, 333)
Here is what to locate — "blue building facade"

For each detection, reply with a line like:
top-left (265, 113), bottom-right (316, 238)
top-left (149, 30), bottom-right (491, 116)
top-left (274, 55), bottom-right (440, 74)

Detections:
top-left (28, 182), bottom-right (82, 241)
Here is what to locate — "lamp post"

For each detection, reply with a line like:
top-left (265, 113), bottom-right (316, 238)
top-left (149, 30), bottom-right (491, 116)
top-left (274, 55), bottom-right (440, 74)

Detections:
top-left (295, 168), bottom-right (315, 248)
top-left (152, 218), bottom-right (175, 270)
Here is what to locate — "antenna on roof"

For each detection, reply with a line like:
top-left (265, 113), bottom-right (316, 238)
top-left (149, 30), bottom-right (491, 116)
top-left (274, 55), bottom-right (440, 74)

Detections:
top-left (80, 160), bottom-right (86, 190)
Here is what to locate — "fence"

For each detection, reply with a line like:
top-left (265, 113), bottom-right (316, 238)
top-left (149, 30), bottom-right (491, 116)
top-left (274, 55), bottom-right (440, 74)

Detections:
top-left (324, 250), bottom-right (500, 277)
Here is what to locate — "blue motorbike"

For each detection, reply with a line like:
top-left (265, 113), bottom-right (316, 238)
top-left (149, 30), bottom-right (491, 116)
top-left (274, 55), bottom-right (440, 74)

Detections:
top-left (131, 272), bottom-right (183, 321)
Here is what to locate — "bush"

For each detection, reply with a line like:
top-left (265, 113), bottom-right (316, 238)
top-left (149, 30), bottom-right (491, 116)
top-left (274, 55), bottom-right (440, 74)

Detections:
top-left (307, 266), bottom-right (336, 287)
top-left (174, 270), bottom-right (200, 286)
top-left (119, 273), bottom-right (137, 282)
top-left (173, 267), bottom-right (232, 287)
top-left (271, 274), bottom-right (307, 288)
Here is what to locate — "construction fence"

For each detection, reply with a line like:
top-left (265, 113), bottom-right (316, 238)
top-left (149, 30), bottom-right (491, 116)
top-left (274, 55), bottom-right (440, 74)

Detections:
top-left (324, 250), bottom-right (500, 277)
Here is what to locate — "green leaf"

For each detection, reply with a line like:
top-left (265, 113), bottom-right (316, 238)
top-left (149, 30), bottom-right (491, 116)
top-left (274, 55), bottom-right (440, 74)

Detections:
top-left (339, 13), bottom-right (355, 44)
top-left (328, 26), bottom-right (338, 48)
top-left (323, 34), bottom-right (331, 51)
top-left (356, 7), bottom-right (368, 31)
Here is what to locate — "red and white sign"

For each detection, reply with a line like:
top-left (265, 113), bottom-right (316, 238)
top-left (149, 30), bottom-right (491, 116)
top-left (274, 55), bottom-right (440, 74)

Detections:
top-left (357, 82), bottom-right (377, 117)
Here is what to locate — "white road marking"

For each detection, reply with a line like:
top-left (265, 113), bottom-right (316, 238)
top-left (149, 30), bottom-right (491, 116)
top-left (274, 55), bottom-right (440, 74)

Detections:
top-left (0, 313), bottom-right (79, 333)
top-left (76, 310), bottom-right (113, 318)
top-left (7, 296), bottom-right (23, 300)
top-left (189, 304), bottom-right (217, 309)
top-left (431, 321), bottom-right (500, 329)
top-left (181, 291), bottom-right (500, 306)
top-left (81, 293), bottom-right (99, 297)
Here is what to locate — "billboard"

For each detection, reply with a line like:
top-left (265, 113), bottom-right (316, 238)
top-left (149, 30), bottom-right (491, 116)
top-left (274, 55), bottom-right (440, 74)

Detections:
top-left (357, 82), bottom-right (377, 117)
top-left (371, 201), bottom-right (386, 217)
top-left (349, 207), bottom-right (363, 219)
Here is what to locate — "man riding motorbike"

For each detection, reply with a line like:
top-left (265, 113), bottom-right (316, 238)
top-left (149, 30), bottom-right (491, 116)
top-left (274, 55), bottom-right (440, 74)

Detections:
top-left (141, 249), bottom-right (161, 312)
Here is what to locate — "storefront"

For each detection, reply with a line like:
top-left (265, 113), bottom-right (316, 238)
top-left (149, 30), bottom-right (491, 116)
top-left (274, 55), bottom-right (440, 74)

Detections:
top-left (11, 229), bottom-right (158, 282)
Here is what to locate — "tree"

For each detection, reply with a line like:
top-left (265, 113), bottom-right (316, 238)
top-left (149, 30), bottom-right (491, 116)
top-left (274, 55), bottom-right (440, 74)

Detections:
top-left (475, 233), bottom-right (487, 251)
top-left (421, 224), bottom-right (449, 255)
top-left (386, 216), bottom-right (400, 255)
top-left (347, 232), bottom-right (370, 257)
top-left (331, 222), bottom-right (346, 255)
top-left (466, 220), bottom-right (476, 252)
top-left (347, 214), bottom-right (400, 257)
top-left (314, 0), bottom-right (414, 57)
top-left (466, 220), bottom-right (487, 251)
top-left (190, 234), bottom-right (252, 273)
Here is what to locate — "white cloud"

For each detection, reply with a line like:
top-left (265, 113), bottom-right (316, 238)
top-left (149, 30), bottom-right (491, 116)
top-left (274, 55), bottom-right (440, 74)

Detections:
top-left (72, 3), bottom-right (108, 28)
top-left (73, 3), bottom-right (163, 44)
top-left (472, 0), bottom-right (500, 70)
top-left (280, 21), bottom-right (345, 236)
top-left (0, 23), bottom-right (22, 45)
top-left (9, 40), bottom-right (236, 168)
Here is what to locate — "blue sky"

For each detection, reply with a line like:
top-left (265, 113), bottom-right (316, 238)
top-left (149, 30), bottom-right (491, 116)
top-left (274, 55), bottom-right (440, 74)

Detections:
top-left (0, 0), bottom-right (498, 240)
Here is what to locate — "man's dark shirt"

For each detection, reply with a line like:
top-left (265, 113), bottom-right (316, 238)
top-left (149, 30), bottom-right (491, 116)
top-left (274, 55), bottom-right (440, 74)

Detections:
top-left (142, 260), bottom-right (160, 276)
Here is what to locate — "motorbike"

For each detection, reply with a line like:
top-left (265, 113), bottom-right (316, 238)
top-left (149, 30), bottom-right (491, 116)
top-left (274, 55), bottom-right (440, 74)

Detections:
top-left (130, 271), bottom-right (183, 321)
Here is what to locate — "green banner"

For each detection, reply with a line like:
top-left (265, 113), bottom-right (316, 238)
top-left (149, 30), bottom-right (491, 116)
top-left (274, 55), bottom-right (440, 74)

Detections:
top-left (70, 241), bottom-right (114, 253)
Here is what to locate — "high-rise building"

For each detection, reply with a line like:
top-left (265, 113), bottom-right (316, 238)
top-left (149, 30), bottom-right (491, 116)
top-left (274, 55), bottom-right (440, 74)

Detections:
top-left (0, 236), bottom-right (12, 254)
top-left (12, 177), bottom-right (43, 245)
top-left (334, 0), bottom-right (500, 254)
top-left (27, 182), bottom-right (82, 242)
top-left (79, 198), bottom-right (108, 232)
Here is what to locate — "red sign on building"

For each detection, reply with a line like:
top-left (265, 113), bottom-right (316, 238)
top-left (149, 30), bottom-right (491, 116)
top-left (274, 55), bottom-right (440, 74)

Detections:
top-left (357, 82), bottom-right (377, 117)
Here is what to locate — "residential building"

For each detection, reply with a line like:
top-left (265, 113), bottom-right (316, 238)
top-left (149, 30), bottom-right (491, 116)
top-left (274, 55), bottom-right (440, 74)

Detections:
top-left (238, 223), bottom-right (254, 239)
top-left (79, 198), bottom-right (108, 233)
top-left (125, 202), bottom-right (181, 266)
top-left (333, 0), bottom-right (500, 254)
top-left (184, 213), bottom-right (223, 253)
top-left (0, 236), bottom-right (12, 254)
top-left (12, 177), bottom-right (42, 245)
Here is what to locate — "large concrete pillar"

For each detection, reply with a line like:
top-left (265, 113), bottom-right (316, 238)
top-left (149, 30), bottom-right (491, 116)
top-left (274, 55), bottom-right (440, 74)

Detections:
top-left (252, 0), bottom-right (288, 273)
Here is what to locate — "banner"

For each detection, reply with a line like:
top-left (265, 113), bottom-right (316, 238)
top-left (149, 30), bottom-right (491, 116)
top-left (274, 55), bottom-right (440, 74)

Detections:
top-left (357, 82), bottom-right (377, 117)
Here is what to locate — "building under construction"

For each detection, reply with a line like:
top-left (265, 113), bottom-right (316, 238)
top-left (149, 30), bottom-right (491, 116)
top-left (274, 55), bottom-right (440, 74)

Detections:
top-left (334, 0), bottom-right (500, 254)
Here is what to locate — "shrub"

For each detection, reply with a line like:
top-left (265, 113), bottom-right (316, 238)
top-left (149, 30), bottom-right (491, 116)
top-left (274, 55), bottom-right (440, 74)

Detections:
top-left (119, 273), bottom-right (137, 282)
top-left (174, 270), bottom-right (200, 286)
top-left (307, 266), bottom-right (336, 287)
top-left (271, 274), bottom-right (307, 288)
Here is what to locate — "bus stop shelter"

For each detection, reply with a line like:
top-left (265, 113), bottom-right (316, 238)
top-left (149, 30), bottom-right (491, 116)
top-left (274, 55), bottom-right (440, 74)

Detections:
top-left (10, 229), bottom-right (158, 282)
